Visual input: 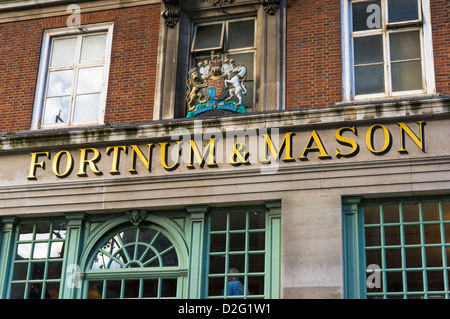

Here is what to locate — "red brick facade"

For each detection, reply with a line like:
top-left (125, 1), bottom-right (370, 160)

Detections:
top-left (0, 4), bottom-right (160, 133)
top-left (0, 1), bottom-right (449, 133)
top-left (431, 0), bottom-right (450, 96)
top-left (285, 0), bottom-right (342, 109)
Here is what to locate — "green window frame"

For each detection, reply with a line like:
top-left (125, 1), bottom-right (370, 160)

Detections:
top-left (0, 203), bottom-right (280, 299)
top-left (343, 197), bottom-right (450, 299)
top-left (206, 203), bottom-right (281, 299)
top-left (83, 223), bottom-right (184, 299)
top-left (7, 220), bottom-right (67, 299)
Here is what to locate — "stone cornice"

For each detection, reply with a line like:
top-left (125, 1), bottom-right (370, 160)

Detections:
top-left (1, 96), bottom-right (449, 152)
top-left (0, 0), bottom-right (160, 23)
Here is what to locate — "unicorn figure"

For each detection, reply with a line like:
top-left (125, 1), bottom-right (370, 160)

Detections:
top-left (225, 64), bottom-right (247, 105)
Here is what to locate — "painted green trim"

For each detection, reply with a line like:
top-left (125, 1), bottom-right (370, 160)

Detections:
top-left (0, 217), bottom-right (19, 298)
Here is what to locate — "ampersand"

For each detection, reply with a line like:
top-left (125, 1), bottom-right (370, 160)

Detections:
top-left (229, 142), bottom-right (249, 165)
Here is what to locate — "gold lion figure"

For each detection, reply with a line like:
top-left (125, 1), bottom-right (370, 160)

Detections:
top-left (186, 68), bottom-right (207, 112)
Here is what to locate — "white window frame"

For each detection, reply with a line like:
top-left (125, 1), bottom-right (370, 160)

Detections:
top-left (31, 22), bottom-right (114, 130)
top-left (341, 0), bottom-right (435, 102)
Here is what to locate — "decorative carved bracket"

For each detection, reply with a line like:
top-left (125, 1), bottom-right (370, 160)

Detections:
top-left (203, 0), bottom-right (235, 6)
top-left (126, 210), bottom-right (148, 226)
top-left (260, 0), bottom-right (280, 15)
top-left (161, 0), bottom-right (281, 28)
top-left (162, 0), bottom-right (181, 28)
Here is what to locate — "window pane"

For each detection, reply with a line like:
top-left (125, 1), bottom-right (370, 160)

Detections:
top-left (364, 206), bottom-right (380, 224)
top-left (35, 223), bottom-right (50, 240)
top-left (406, 271), bottom-right (423, 291)
top-left (124, 280), bottom-right (140, 298)
top-left (153, 233), bottom-right (172, 252)
top-left (29, 283), bottom-right (44, 299)
top-left (405, 247), bottom-right (422, 268)
top-left (43, 97), bottom-right (71, 124)
top-left (193, 24), bottom-right (223, 51)
top-left (391, 60), bottom-right (422, 92)
top-left (386, 271), bottom-right (403, 292)
top-left (13, 263), bottom-right (28, 281)
top-left (88, 281), bottom-right (103, 299)
top-left (161, 249), bottom-right (178, 266)
top-left (388, 0), bottom-right (419, 23)
top-left (208, 277), bottom-right (225, 297)
top-left (403, 203), bottom-right (420, 222)
top-left (352, 0), bottom-right (382, 31)
top-left (161, 279), bottom-right (177, 297)
top-left (10, 283), bottom-right (26, 299)
top-left (365, 249), bottom-right (382, 267)
top-left (45, 283), bottom-right (60, 299)
top-left (47, 261), bottom-right (63, 279)
top-left (210, 233), bottom-right (226, 252)
top-left (51, 37), bottom-right (77, 66)
top-left (31, 262), bottom-right (45, 280)
top-left (427, 271), bottom-right (445, 291)
top-left (80, 34), bottom-right (107, 63)
top-left (354, 35), bottom-right (383, 65)
top-left (227, 53), bottom-right (254, 81)
top-left (383, 205), bottom-right (399, 223)
top-left (426, 247), bottom-right (443, 267)
top-left (209, 255), bottom-right (226, 274)
top-left (228, 20), bottom-right (255, 49)
top-left (385, 226), bottom-right (401, 246)
top-left (229, 233), bottom-right (245, 251)
top-left (72, 93), bottom-right (100, 123)
top-left (249, 232), bottom-right (265, 250)
top-left (105, 281), bottom-right (121, 298)
top-left (424, 224), bottom-right (441, 244)
top-left (19, 224), bottom-right (34, 241)
top-left (33, 243), bottom-right (48, 259)
top-left (423, 202), bottom-right (440, 221)
top-left (355, 64), bottom-right (385, 95)
top-left (390, 31), bottom-right (421, 61)
top-left (47, 70), bottom-right (74, 97)
top-left (52, 222), bottom-right (67, 239)
top-left (248, 254), bottom-right (265, 272)
top-left (17, 244), bottom-right (31, 260)
top-left (385, 249), bottom-right (402, 268)
top-left (229, 254), bottom-right (245, 273)
top-left (211, 213), bottom-right (227, 231)
top-left (404, 225), bottom-right (421, 245)
top-left (249, 211), bottom-right (265, 229)
top-left (142, 279), bottom-right (158, 298)
top-left (365, 227), bottom-right (381, 246)
top-left (230, 212), bottom-right (246, 230)
top-left (248, 276), bottom-right (264, 295)
top-left (77, 67), bottom-right (103, 94)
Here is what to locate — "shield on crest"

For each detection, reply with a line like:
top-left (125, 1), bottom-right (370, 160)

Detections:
top-left (206, 77), bottom-right (227, 100)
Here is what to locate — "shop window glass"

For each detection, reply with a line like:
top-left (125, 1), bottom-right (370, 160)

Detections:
top-left (85, 224), bottom-right (181, 299)
top-left (207, 210), bottom-right (266, 298)
top-left (346, 198), bottom-right (450, 299)
top-left (9, 221), bottom-right (67, 299)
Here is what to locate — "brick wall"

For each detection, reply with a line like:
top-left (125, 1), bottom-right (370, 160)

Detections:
top-left (285, 0), bottom-right (342, 109)
top-left (431, 0), bottom-right (450, 96)
top-left (0, 4), bottom-right (160, 133)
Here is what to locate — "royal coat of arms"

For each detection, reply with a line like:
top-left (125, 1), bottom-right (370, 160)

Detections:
top-left (186, 51), bottom-right (247, 118)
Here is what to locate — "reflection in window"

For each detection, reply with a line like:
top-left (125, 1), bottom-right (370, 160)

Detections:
top-left (42, 32), bottom-right (108, 127)
top-left (86, 225), bottom-right (180, 299)
top-left (351, 0), bottom-right (425, 97)
top-left (363, 199), bottom-right (450, 299)
top-left (10, 221), bottom-right (67, 299)
top-left (208, 210), bottom-right (266, 298)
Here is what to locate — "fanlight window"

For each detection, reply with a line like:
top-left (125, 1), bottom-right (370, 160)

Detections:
top-left (91, 226), bottom-right (178, 270)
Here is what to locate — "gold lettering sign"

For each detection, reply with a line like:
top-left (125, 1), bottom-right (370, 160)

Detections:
top-left (26, 122), bottom-right (426, 180)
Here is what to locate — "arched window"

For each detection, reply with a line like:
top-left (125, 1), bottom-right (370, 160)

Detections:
top-left (83, 223), bottom-right (185, 299)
